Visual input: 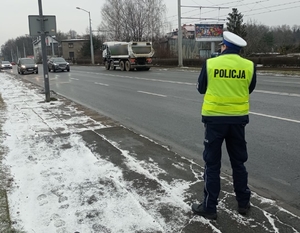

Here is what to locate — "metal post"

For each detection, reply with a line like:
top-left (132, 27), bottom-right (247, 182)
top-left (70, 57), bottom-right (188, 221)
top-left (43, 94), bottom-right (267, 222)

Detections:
top-left (23, 43), bottom-right (26, 58)
top-left (211, 42), bottom-right (215, 54)
top-left (38, 0), bottom-right (51, 102)
top-left (89, 12), bottom-right (95, 65)
top-left (178, 0), bottom-right (183, 67)
top-left (51, 36), bottom-right (55, 56)
top-left (76, 7), bottom-right (94, 65)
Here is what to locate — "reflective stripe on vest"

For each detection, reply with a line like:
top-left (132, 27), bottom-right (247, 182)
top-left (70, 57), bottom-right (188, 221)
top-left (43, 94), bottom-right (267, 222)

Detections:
top-left (202, 54), bottom-right (254, 116)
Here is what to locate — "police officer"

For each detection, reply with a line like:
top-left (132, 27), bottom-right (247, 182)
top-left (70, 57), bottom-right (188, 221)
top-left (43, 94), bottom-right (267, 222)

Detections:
top-left (192, 31), bottom-right (257, 220)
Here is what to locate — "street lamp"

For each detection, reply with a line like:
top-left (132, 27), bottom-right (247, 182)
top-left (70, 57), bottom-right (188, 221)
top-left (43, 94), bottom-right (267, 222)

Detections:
top-left (76, 6), bottom-right (95, 65)
top-left (51, 36), bottom-right (56, 57)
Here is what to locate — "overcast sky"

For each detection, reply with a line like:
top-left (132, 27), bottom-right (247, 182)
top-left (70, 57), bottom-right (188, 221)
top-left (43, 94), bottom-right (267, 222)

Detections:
top-left (1, 0), bottom-right (300, 47)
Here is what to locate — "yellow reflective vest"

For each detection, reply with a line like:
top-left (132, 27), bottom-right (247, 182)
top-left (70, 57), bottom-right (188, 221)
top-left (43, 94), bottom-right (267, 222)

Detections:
top-left (202, 54), bottom-right (254, 116)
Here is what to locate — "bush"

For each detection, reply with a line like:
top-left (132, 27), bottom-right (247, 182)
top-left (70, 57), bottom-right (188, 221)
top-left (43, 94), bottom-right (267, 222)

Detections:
top-left (247, 56), bottom-right (300, 67)
top-left (153, 58), bottom-right (205, 67)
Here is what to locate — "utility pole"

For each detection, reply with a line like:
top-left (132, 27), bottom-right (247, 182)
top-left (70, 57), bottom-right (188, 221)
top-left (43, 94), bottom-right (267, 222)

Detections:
top-left (38, 0), bottom-right (51, 102)
top-left (51, 36), bottom-right (55, 56)
top-left (76, 7), bottom-right (95, 65)
top-left (23, 43), bottom-right (26, 57)
top-left (11, 49), bottom-right (13, 62)
top-left (17, 47), bottom-right (19, 60)
top-left (178, 0), bottom-right (183, 67)
top-left (89, 12), bottom-right (95, 65)
top-left (180, 5), bottom-right (228, 58)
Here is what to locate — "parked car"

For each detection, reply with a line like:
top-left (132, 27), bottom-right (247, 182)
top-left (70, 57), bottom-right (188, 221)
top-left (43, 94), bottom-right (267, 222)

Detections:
top-left (17, 58), bottom-right (38, 75)
top-left (47, 57), bottom-right (70, 72)
top-left (0, 60), bottom-right (13, 70)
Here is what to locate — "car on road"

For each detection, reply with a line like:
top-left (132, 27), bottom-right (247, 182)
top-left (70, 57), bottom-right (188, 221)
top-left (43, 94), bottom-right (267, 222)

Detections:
top-left (17, 58), bottom-right (38, 75)
top-left (0, 61), bottom-right (13, 70)
top-left (47, 57), bottom-right (70, 72)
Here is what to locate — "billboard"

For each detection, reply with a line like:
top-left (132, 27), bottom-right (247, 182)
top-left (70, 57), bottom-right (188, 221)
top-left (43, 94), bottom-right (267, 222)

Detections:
top-left (195, 24), bottom-right (223, 42)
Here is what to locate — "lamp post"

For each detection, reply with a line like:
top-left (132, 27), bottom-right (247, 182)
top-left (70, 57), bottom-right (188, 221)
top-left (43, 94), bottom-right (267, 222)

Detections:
top-left (76, 6), bottom-right (95, 65)
top-left (51, 36), bottom-right (55, 56)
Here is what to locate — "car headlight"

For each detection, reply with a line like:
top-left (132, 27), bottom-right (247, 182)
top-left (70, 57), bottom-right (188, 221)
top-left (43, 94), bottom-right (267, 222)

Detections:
top-left (35, 64), bottom-right (38, 67)
top-left (21, 65), bottom-right (26, 68)
top-left (67, 63), bottom-right (69, 65)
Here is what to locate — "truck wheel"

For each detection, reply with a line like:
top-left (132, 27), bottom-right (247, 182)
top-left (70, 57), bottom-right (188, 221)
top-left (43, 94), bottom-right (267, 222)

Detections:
top-left (105, 61), bottom-right (111, 70)
top-left (120, 61), bottom-right (125, 71)
top-left (110, 61), bottom-right (116, 70)
top-left (125, 61), bottom-right (131, 71)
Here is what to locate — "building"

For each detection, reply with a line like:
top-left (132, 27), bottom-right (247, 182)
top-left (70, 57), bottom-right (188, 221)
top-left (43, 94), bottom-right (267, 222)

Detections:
top-left (166, 24), bottom-right (195, 39)
top-left (33, 36), bottom-right (59, 63)
top-left (60, 39), bottom-right (88, 63)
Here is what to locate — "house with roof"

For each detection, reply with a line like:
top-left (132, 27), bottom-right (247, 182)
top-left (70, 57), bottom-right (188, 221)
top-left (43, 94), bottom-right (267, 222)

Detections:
top-left (166, 24), bottom-right (195, 39)
top-left (60, 39), bottom-right (88, 62)
top-left (33, 36), bottom-right (59, 62)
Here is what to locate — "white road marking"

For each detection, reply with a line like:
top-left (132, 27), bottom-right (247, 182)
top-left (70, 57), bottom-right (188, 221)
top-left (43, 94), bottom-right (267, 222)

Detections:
top-left (103, 73), bottom-right (195, 85)
top-left (254, 90), bottom-right (300, 97)
top-left (55, 82), bottom-right (70, 84)
top-left (138, 91), bottom-right (167, 97)
top-left (95, 82), bottom-right (109, 86)
top-left (250, 112), bottom-right (300, 124)
top-left (69, 72), bottom-right (300, 124)
top-left (70, 78), bottom-right (79, 80)
top-left (262, 80), bottom-right (300, 84)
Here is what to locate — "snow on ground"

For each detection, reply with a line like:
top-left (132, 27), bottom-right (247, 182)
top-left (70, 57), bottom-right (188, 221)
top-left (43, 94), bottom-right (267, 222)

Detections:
top-left (0, 73), bottom-right (200, 232)
top-left (1, 72), bottom-right (300, 233)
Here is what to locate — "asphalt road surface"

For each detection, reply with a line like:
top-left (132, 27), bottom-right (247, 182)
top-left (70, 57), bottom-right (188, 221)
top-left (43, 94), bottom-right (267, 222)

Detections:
top-left (8, 64), bottom-right (300, 213)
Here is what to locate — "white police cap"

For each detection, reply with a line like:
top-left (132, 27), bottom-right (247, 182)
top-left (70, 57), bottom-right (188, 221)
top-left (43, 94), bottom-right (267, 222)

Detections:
top-left (222, 31), bottom-right (247, 48)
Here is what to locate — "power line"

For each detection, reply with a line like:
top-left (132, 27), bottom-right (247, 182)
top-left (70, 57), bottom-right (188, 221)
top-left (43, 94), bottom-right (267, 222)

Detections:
top-left (166, 0), bottom-right (270, 20)
top-left (243, 0), bottom-right (300, 15)
top-left (165, 0), bottom-right (300, 28)
top-left (182, 0), bottom-right (273, 19)
top-left (245, 4), bottom-right (300, 16)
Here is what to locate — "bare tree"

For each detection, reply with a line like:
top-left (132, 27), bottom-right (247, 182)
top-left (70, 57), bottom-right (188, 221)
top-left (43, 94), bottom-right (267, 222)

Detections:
top-left (271, 25), bottom-right (294, 54)
top-left (69, 30), bottom-right (78, 39)
top-left (100, 0), bottom-right (166, 41)
top-left (244, 20), bottom-right (274, 55)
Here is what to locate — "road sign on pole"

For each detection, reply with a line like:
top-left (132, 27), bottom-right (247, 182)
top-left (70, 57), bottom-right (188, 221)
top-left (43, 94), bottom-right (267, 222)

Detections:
top-left (28, 15), bottom-right (56, 36)
top-left (28, 1), bottom-right (56, 102)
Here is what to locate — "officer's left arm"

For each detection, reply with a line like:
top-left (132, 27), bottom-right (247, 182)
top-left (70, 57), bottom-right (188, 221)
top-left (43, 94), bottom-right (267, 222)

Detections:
top-left (197, 62), bottom-right (208, 94)
top-left (249, 65), bottom-right (257, 94)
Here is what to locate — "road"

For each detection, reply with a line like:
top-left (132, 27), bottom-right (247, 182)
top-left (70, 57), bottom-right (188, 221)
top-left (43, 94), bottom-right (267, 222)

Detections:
top-left (8, 65), bottom-right (300, 213)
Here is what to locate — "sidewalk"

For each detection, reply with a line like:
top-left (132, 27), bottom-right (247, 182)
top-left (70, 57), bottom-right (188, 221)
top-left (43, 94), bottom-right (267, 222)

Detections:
top-left (0, 71), bottom-right (300, 233)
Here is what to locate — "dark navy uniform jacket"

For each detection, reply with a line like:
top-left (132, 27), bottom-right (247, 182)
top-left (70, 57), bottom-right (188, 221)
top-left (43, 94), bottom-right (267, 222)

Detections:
top-left (197, 49), bottom-right (257, 125)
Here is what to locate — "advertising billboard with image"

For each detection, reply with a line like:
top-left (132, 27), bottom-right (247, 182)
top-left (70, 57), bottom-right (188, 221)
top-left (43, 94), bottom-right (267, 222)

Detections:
top-left (195, 24), bottom-right (223, 41)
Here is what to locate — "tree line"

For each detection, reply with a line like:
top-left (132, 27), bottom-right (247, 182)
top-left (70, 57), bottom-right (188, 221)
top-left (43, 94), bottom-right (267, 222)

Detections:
top-left (226, 8), bottom-right (300, 56)
top-left (1, 2), bottom-right (300, 62)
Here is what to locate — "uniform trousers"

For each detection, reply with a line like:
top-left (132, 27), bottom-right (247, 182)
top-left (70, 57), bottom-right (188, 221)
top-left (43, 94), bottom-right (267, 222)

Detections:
top-left (202, 123), bottom-right (251, 213)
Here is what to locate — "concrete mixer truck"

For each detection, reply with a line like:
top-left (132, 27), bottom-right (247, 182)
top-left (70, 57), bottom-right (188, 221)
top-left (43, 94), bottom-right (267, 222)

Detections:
top-left (102, 41), bottom-right (154, 71)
